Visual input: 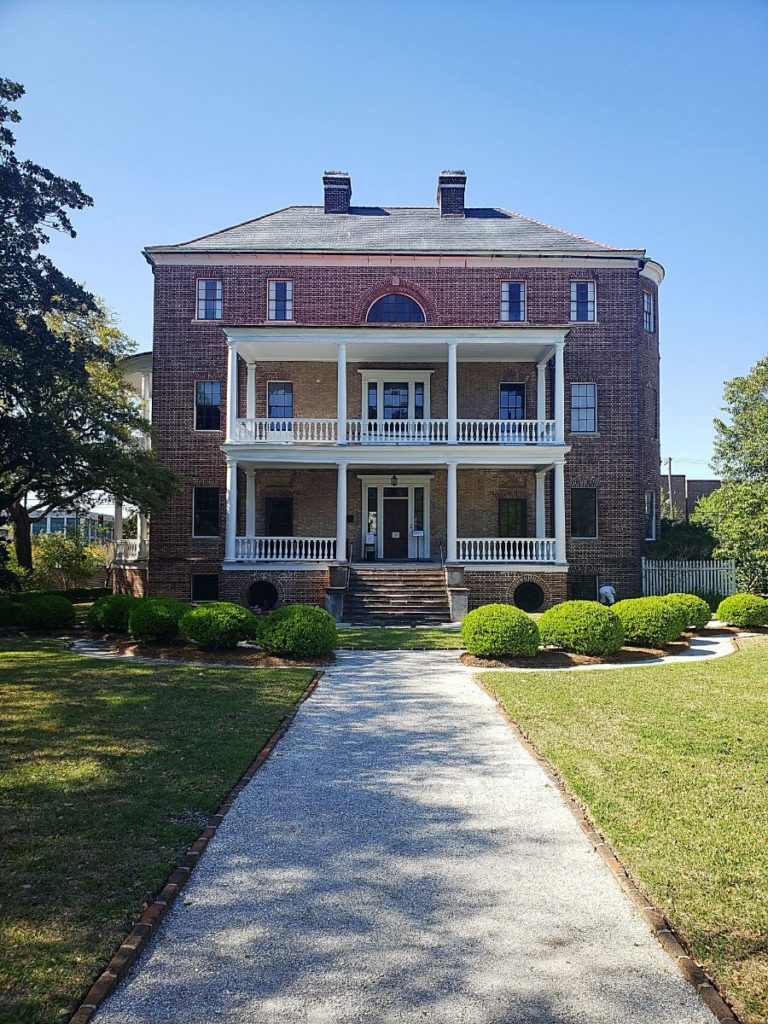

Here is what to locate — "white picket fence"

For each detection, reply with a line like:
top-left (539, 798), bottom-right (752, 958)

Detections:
top-left (641, 558), bottom-right (736, 597)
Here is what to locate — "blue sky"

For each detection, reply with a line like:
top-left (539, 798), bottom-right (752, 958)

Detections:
top-left (2, 0), bottom-right (767, 472)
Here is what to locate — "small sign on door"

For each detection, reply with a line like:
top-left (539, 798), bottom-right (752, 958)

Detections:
top-left (391, 532), bottom-right (400, 539)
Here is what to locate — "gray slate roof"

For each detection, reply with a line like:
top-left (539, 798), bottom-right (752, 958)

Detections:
top-left (146, 206), bottom-right (643, 257)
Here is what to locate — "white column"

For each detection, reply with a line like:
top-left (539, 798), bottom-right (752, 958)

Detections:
top-left (137, 513), bottom-right (148, 558)
top-left (536, 361), bottom-right (547, 431)
top-left (535, 470), bottom-right (547, 538)
top-left (446, 461), bottom-right (457, 562)
top-left (226, 342), bottom-right (238, 443)
top-left (245, 468), bottom-right (256, 536)
top-left (554, 461), bottom-right (567, 564)
top-left (113, 501), bottom-right (123, 543)
top-left (554, 342), bottom-right (565, 443)
top-left (336, 462), bottom-right (348, 561)
top-left (246, 363), bottom-right (256, 420)
top-left (337, 342), bottom-right (347, 444)
top-left (225, 459), bottom-right (237, 561)
top-left (447, 342), bottom-right (458, 443)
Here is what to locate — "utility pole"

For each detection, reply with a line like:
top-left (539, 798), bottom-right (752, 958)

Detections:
top-left (664, 456), bottom-right (673, 515)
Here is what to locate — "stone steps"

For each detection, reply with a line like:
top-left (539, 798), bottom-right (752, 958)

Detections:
top-left (344, 567), bottom-right (451, 625)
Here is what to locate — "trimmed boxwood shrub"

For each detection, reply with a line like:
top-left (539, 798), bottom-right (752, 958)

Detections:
top-left (461, 604), bottom-right (540, 658)
top-left (15, 595), bottom-right (76, 630)
top-left (716, 593), bottom-right (768, 627)
top-left (86, 594), bottom-right (138, 633)
top-left (539, 600), bottom-right (624, 656)
top-left (128, 598), bottom-right (189, 644)
top-left (258, 604), bottom-right (337, 658)
top-left (180, 602), bottom-right (260, 649)
top-left (662, 593), bottom-right (711, 631)
top-left (612, 597), bottom-right (686, 648)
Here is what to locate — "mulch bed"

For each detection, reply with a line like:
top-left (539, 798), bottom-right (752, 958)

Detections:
top-left (109, 637), bottom-right (335, 668)
top-left (461, 637), bottom-right (693, 669)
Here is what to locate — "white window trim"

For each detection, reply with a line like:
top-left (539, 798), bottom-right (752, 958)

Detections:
top-left (498, 381), bottom-right (526, 419)
top-left (358, 474), bottom-right (433, 560)
top-left (193, 380), bottom-right (223, 432)
top-left (192, 486), bottom-right (221, 539)
top-left (365, 294), bottom-right (427, 322)
top-left (359, 370), bottom-right (434, 421)
top-left (571, 487), bottom-right (599, 540)
top-left (266, 380), bottom-right (294, 417)
top-left (569, 280), bottom-right (597, 324)
top-left (643, 290), bottom-right (655, 332)
top-left (569, 382), bottom-right (598, 434)
top-left (267, 278), bottom-right (295, 322)
top-left (195, 278), bottom-right (223, 321)
top-left (499, 281), bottom-right (527, 322)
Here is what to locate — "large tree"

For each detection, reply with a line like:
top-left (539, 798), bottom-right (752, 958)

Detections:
top-left (0, 79), bottom-right (175, 568)
top-left (692, 356), bottom-right (768, 593)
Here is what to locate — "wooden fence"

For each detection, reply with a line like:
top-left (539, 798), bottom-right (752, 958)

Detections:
top-left (641, 558), bottom-right (736, 597)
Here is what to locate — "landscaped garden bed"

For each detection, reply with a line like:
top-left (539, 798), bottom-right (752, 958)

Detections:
top-left (103, 636), bottom-right (334, 667)
top-left (460, 636), bottom-right (695, 668)
top-left (480, 634), bottom-right (768, 1024)
top-left (0, 637), bottom-right (316, 1024)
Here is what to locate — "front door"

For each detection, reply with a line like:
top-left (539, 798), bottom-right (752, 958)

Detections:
top-left (383, 495), bottom-right (409, 559)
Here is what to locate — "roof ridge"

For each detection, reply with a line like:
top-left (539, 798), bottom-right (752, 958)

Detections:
top-left (496, 207), bottom-right (617, 250)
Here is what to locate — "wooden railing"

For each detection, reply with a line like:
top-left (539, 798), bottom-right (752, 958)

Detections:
top-left (456, 538), bottom-right (557, 562)
top-left (233, 417), bottom-right (558, 445)
top-left (234, 536), bottom-right (337, 561)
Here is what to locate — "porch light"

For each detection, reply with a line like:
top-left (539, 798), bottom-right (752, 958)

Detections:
top-left (390, 473), bottom-right (399, 488)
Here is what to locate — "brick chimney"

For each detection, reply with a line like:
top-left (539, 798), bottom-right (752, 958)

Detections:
top-left (323, 171), bottom-right (352, 214)
top-left (437, 170), bottom-right (467, 217)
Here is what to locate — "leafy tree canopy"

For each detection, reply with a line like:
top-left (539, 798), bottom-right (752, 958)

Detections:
top-left (712, 355), bottom-right (768, 482)
top-left (692, 481), bottom-right (768, 594)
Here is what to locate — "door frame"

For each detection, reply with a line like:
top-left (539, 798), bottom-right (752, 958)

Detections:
top-left (357, 474), bottom-right (433, 560)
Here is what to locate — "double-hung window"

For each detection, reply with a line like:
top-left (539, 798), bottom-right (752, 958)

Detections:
top-left (500, 282), bottom-right (526, 322)
top-left (268, 280), bottom-right (294, 321)
top-left (571, 487), bottom-right (598, 538)
top-left (193, 486), bottom-right (220, 537)
top-left (499, 383), bottom-right (525, 420)
top-left (643, 291), bottom-right (655, 332)
top-left (644, 490), bottom-right (657, 541)
top-left (499, 498), bottom-right (526, 537)
top-left (570, 383), bottom-right (597, 433)
top-left (267, 381), bottom-right (294, 418)
top-left (194, 381), bottom-right (222, 431)
top-left (570, 281), bottom-right (596, 322)
top-left (197, 279), bottom-right (222, 320)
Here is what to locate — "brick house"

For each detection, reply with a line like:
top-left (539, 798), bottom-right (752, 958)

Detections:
top-left (118, 171), bottom-right (663, 620)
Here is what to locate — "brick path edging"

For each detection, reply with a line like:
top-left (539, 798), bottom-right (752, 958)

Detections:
top-left (68, 670), bottom-right (324, 1024)
top-left (473, 674), bottom-right (741, 1024)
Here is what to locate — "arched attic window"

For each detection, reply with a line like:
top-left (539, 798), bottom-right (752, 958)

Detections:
top-left (366, 293), bottom-right (426, 323)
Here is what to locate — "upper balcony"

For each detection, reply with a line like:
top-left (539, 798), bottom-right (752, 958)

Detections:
top-left (222, 325), bottom-right (569, 452)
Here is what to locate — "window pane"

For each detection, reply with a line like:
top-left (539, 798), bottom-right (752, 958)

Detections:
top-left (570, 383), bottom-right (597, 432)
top-left (413, 487), bottom-right (424, 531)
top-left (500, 281), bottom-right (525, 322)
top-left (500, 383), bottom-right (525, 420)
top-left (191, 574), bottom-right (219, 601)
top-left (367, 487), bottom-right (378, 537)
top-left (265, 497), bottom-right (293, 536)
top-left (367, 382), bottom-right (378, 420)
top-left (383, 383), bottom-right (409, 420)
top-left (571, 488), bottom-right (597, 538)
top-left (499, 498), bottom-right (526, 537)
top-left (570, 281), bottom-right (595, 322)
top-left (414, 382), bottom-right (424, 419)
top-left (367, 294), bottom-right (425, 323)
top-left (645, 490), bottom-right (657, 540)
top-left (268, 382), bottom-right (294, 418)
top-left (193, 486), bottom-right (220, 536)
top-left (195, 381), bottom-right (222, 430)
top-left (197, 279), bottom-right (222, 319)
top-left (268, 280), bottom-right (294, 320)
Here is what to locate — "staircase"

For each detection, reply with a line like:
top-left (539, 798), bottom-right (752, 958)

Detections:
top-left (343, 566), bottom-right (451, 625)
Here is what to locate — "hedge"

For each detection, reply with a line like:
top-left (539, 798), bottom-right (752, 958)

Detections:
top-left (15, 595), bottom-right (76, 630)
top-left (180, 602), bottom-right (260, 648)
top-left (662, 593), bottom-right (711, 631)
top-left (461, 604), bottom-right (540, 658)
top-left (716, 594), bottom-right (768, 628)
top-left (0, 596), bottom-right (21, 627)
top-left (258, 604), bottom-right (337, 658)
top-left (128, 598), bottom-right (189, 644)
top-left (612, 597), bottom-right (686, 648)
top-left (86, 594), bottom-right (138, 633)
top-left (538, 600), bottom-right (624, 656)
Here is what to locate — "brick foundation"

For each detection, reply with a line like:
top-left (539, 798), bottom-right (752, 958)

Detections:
top-left (113, 565), bottom-right (148, 597)
top-left (465, 570), bottom-right (568, 611)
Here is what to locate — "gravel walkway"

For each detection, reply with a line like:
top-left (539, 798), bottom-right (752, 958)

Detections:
top-left (93, 650), bottom-right (715, 1024)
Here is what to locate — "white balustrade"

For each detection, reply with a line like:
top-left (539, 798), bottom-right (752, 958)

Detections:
top-left (234, 536), bottom-right (337, 562)
top-left (456, 419), bottom-right (557, 444)
top-left (114, 538), bottom-right (146, 562)
top-left (456, 538), bottom-right (557, 563)
top-left (345, 419), bottom-right (449, 444)
top-left (234, 418), bottom-right (338, 443)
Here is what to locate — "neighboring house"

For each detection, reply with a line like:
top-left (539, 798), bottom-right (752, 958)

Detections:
top-left (127, 170), bottom-right (663, 618)
top-left (661, 473), bottom-right (720, 522)
top-left (31, 509), bottom-right (114, 544)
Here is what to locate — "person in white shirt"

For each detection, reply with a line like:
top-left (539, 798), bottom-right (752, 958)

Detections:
top-left (598, 584), bottom-right (616, 606)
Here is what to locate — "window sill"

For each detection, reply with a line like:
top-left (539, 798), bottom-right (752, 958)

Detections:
top-left (191, 318), bottom-right (224, 324)
top-left (569, 431), bottom-right (601, 437)
top-left (571, 536), bottom-right (599, 541)
top-left (568, 320), bottom-right (599, 326)
top-left (264, 319), bottom-right (296, 325)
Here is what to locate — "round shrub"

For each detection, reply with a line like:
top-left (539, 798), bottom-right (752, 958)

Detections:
top-left (128, 598), bottom-right (188, 644)
top-left (539, 600), bottom-right (624, 656)
top-left (716, 593), bottom-right (768, 628)
top-left (461, 604), bottom-right (540, 658)
top-left (612, 597), bottom-right (686, 648)
top-left (86, 594), bottom-right (138, 633)
top-left (662, 593), bottom-right (711, 631)
top-left (180, 602), bottom-right (259, 649)
top-left (258, 604), bottom-right (337, 658)
top-left (16, 595), bottom-right (76, 630)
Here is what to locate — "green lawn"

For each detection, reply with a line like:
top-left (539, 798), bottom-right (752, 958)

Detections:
top-left (481, 636), bottom-right (768, 1024)
top-left (337, 626), bottom-right (464, 650)
top-left (0, 639), bottom-right (314, 1024)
